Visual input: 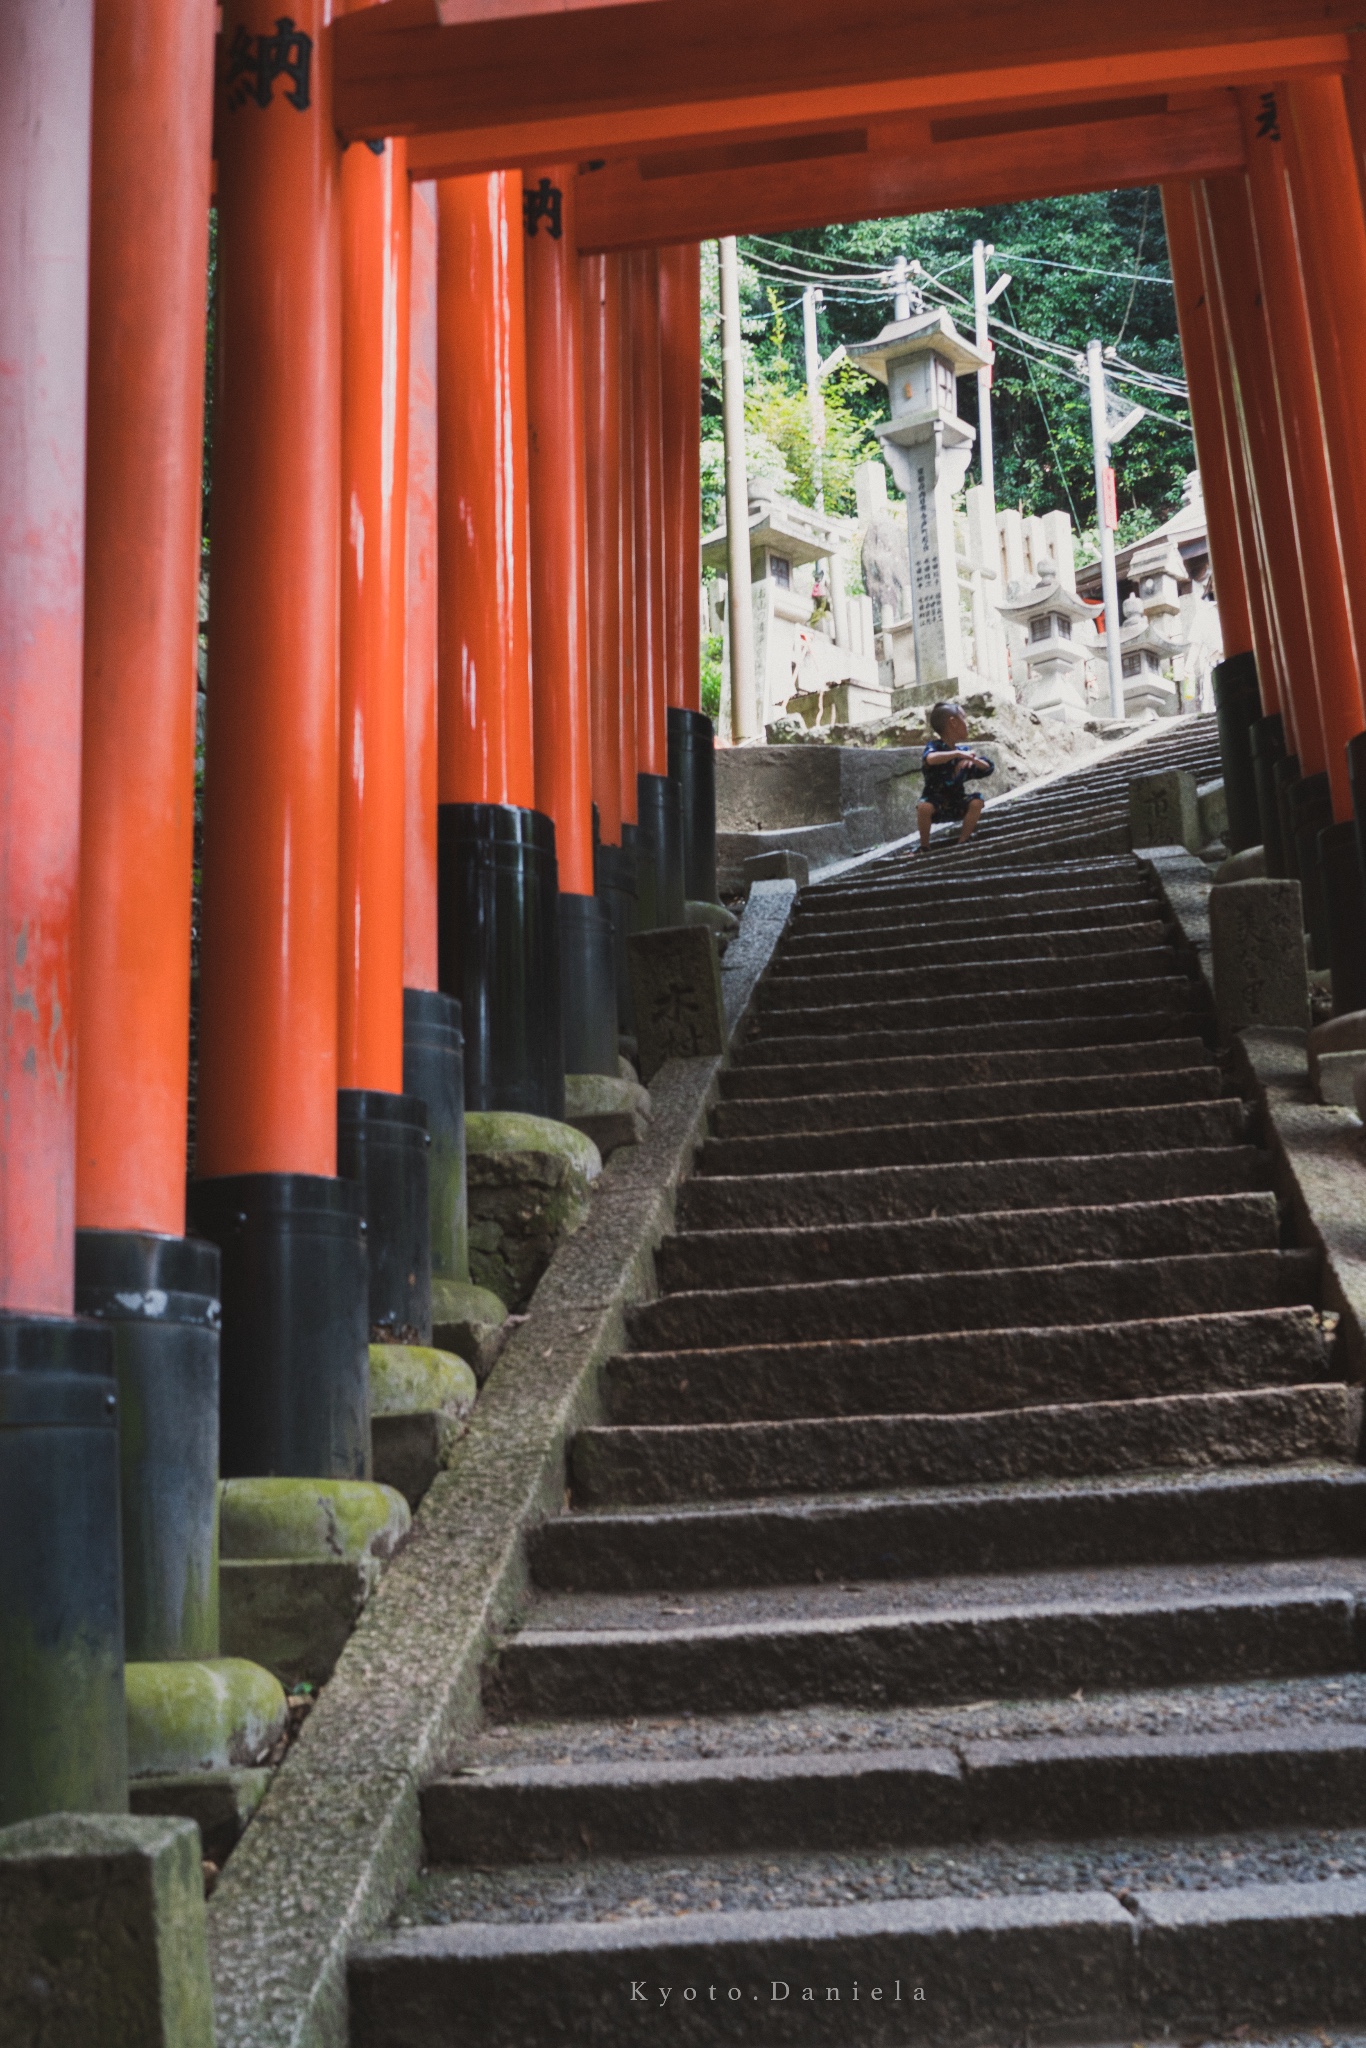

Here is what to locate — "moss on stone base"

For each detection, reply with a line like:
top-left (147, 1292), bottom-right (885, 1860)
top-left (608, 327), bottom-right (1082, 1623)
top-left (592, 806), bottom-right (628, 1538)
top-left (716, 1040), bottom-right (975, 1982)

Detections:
top-left (464, 1113), bottom-right (602, 1311)
top-left (218, 1477), bottom-right (410, 1565)
top-left (125, 1658), bottom-right (287, 1777)
top-left (368, 1343), bottom-right (476, 1420)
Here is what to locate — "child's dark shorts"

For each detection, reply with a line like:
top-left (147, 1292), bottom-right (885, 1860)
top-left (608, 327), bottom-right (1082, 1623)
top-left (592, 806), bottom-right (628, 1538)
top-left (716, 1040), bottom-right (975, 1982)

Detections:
top-left (926, 787), bottom-right (985, 824)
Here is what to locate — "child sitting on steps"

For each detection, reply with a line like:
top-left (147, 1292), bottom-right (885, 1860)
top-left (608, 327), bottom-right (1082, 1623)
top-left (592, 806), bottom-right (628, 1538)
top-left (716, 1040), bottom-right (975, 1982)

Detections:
top-left (915, 699), bottom-right (994, 853)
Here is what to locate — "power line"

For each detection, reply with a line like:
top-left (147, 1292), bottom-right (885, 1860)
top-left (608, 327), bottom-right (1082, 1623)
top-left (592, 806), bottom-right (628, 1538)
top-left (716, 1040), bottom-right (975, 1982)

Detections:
top-left (994, 248), bottom-right (1174, 287)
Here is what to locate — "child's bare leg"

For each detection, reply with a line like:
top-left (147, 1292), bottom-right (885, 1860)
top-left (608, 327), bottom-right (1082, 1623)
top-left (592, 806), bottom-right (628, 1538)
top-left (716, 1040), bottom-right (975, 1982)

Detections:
top-left (916, 799), bottom-right (935, 851)
top-left (957, 796), bottom-right (984, 845)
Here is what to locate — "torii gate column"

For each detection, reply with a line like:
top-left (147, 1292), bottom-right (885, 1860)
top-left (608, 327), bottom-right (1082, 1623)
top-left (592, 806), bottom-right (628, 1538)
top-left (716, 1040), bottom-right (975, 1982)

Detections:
top-left (0, 0), bottom-right (126, 1825)
top-left (191, 3), bottom-right (371, 1480)
top-left (1239, 85), bottom-right (1366, 1009)
top-left (524, 167), bottom-right (617, 1079)
top-left (437, 174), bottom-right (564, 1120)
top-left (77, 0), bottom-right (222, 1694)
top-left (1162, 181), bottom-right (1265, 856)
top-left (1279, 73), bottom-right (1366, 922)
top-left (582, 253), bottom-right (637, 1035)
top-left (659, 243), bottom-right (717, 907)
top-left (336, 97), bottom-right (434, 1346)
top-left (403, 181), bottom-right (470, 1292)
top-left (629, 248), bottom-right (685, 930)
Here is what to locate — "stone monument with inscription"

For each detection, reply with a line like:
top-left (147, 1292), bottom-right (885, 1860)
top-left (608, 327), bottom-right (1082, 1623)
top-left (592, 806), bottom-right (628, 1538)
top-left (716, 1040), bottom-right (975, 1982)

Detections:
top-left (847, 308), bottom-right (989, 697)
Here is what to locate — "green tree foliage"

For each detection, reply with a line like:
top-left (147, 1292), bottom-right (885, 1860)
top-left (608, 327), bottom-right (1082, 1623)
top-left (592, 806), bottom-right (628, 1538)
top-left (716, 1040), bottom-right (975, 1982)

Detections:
top-left (700, 190), bottom-right (1192, 539)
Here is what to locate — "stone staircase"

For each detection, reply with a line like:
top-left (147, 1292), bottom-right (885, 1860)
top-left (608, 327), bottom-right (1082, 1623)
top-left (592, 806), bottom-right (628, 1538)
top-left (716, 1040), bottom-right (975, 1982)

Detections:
top-left (349, 715), bottom-right (1366, 2046)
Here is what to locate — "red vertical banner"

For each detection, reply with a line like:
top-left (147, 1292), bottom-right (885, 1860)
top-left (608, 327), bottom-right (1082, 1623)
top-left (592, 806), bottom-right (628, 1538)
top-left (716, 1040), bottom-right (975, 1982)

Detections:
top-left (1102, 466), bottom-right (1118, 533)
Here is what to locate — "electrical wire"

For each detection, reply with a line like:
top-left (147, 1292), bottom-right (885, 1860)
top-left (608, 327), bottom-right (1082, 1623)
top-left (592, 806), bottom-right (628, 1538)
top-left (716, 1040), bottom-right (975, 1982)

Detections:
top-left (993, 249), bottom-right (1175, 286)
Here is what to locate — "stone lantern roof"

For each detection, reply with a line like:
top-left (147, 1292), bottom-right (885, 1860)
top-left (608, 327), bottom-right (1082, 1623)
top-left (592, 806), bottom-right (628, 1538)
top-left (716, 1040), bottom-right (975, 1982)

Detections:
top-left (700, 479), bottom-right (843, 573)
top-left (996, 557), bottom-right (1098, 630)
top-left (846, 308), bottom-right (990, 390)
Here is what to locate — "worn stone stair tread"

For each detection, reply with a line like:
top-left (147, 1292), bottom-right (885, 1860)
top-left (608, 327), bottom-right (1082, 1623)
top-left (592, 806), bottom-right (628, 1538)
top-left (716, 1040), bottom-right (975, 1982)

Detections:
top-left (696, 1098), bottom-right (1242, 1182)
top-left (805, 858), bottom-right (1141, 910)
top-left (771, 921), bottom-right (1170, 979)
top-left (752, 971), bottom-right (1196, 1039)
top-left (349, 1890), bottom-right (1135, 2047)
top-left (571, 1383), bottom-right (1360, 1508)
top-left (735, 1008), bottom-right (1203, 1068)
top-left (629, 1247), bottom-right (1317, 1352)
top-left (678, 1146), bottom-right (1270, 1233)
top-left (529, 1462), bottom-right (1366, 1594)
top-left (660, 1191), bottom-right (1275, 1293)
top-left (785, 899), bottom-right (1165, 949)
top-left (719, 1037), bottom-right (1214, 1102)
top-left (762, 943), bottom-right (1179, 1000)
top-left (708, 1066), bottom-right (1224, 1141)
top-left (608, 1305), bottom-right (1325, 1426)
top-left (484, 1562), bottom-right (1366, 1719)
top-left (421, 1723), bottom-right (1366, 1866)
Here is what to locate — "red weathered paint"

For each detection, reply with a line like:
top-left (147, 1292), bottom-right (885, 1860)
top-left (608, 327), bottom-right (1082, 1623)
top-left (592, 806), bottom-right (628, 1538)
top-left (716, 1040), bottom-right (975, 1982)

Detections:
top-left (658, 243), bottom-right (702, 713)
top-left (405, 179), bottom-right (440, 990)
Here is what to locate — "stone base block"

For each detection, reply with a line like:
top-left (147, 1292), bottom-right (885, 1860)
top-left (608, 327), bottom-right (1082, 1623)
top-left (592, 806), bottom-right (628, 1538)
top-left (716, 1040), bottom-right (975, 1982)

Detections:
top-left (1316, 1050), bottom-right (1365, 1110)
top-left (1215, 844), bottom-right (1266, 883)
top-left (466, 1113), bottom-right (601, 1313)
top-left (369, 1339), bottom-right (478, 1507)
top-left (129, 1767), bottom-right (271, 1867)
top-left (1130, 767), bottom-right (1201, 851)
top-left (219, 1475), bottom-right (410, 1564)
top-left (743, 848), bottom-right (810, 888)
top-left (0, 1813), bottom-right (213, 2046)
top-left (684, 899), bottom-right (739, 944)
top-left (125, 1659), bottom-right (287, 1778)
top-left (430, 1276), bottom-right (509, 1383)
top-left (219, 1558), bottom-right (377, 1691)
top-left (628, 924), bottom-right (727, 1082)
top-left (1210, 878), bottom-right (1311, 1040)
top-left (564, 1072), bottom-right (653, 1162)
top-left (1198, 777), bottom-right (1229, 844)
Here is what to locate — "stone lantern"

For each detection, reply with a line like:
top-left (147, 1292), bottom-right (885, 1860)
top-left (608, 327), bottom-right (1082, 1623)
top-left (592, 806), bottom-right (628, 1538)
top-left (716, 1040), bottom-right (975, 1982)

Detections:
top-left (995, 557), bottom-right (1098, 723)
top-left (846, 309), bottom-right (988, 692)
top-left (1112, 590), bottom-right (1188, 718)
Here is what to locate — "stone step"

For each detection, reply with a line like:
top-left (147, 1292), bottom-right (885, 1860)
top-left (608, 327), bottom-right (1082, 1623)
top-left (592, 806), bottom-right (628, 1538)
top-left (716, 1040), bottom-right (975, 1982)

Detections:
top-left (483, 1559), bottom-right (1366, 1721)
top-left (530, 1458), bottom-right (1363, 1595)
top-left (750, 973), bottom-right (1196, 1041)
top-left (626, 1247), bottom-right (1317, 1353)
top-left (420, 1723), bottom-right (1366, 1867)
top-left (694, 1096), bottom-right (1244, 1181)
top-left (719, 1036), bottom-right (1214, 1103)
top-left (772, 918), bottom-right (1169, 977)
top-left (659, 1190), bottom-right (1276, 1294)
top-left (803, 860), bottom-right (1144, 916)
top-left (571, 1383), bottom-right (1359, 1508)
top-left (609, 1304), bottom-right (1324, 1427)
top-left (350, 1874), bottom-right (1366, 2047)
top-left (786, 898), bottom-right (1164, 952)
top-left (792, 884), bottom-right (1158, 938)
top-left (760, 945), bottom-right (1180, 1011)
top-left (678, 1143), bottom-right (1270, 1234)
top-left (709, 1065), bottom-right (1222, 1141)
top-left (733, 1006), bottom-right (1203, 1071)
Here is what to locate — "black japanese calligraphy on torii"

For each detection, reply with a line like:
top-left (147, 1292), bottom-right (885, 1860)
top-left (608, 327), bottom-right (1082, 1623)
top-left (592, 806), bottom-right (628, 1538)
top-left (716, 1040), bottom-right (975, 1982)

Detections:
top-left (1256, 91), bottom-right (1280, 143)
top-left (523, 179), bottom-right (563, 241)
top-left (227, 16), bottom-right (313, 113)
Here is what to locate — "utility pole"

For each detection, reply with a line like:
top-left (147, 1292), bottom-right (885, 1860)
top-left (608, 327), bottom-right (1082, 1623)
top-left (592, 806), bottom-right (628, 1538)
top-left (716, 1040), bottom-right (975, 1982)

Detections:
top-left (1087, 337), bottom-right (1126, 720)
top-left (802, 284), bottom-right (825, 512)
top-left (972, 240), bottom-right (995, 505)
top-left (892, 254), bottom-right (911, 321)
top-left (718, 237), bottom-right (756, 741)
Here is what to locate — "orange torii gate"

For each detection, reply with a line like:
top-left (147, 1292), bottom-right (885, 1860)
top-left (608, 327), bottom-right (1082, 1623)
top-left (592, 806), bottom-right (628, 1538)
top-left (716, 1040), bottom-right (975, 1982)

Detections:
top-left (6, 0), bottom-right (1366, 1827)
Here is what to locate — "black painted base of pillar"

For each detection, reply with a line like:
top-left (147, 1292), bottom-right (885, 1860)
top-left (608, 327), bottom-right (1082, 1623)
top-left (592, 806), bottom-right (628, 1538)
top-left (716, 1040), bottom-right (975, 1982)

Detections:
top-left (1285, 772), bottom-right (1334, 969)
top-left (636, 771), bottom-right (686, 931)
top-left (337, 1090), bottom-right (432, 1344)
top-left (403, 988), bottom-right (468, 1285)
top-left (1348, 733), bottom-right (1366, 925)
top-left (187, 1173), bottom-right (370, 1480)
top-left (0, 1310), bottom-right (126, 1824)
top-left (437, 801), bottom-right (564, 1121)
top-left (560, 891), bottom-right (618, 1077)
top-left (1211, 651), bottom-right (1262, 854)
top-left (1272, 754), bottom-right (1303, 882)
top-left (1319, 820), bottom-right (1366, 1015)
top-left (596, 835), bottom-right (639, 1036)
top-left (76, 1229), bottom-right (221, 1664)
top-left (1249, 714), bottom-right (1289, 876)
top-left (668, 706), bottom-right (718, 905)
